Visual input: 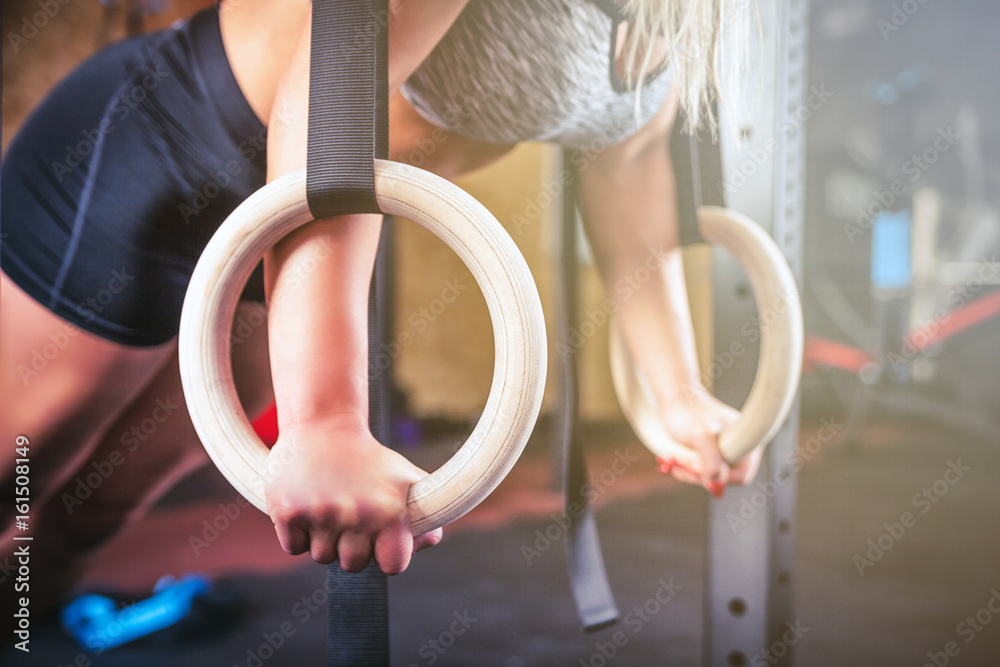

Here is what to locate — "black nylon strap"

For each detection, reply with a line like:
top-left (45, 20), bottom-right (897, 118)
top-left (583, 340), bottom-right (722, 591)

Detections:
top-left (327, 561), bottom-right (389, 665)
top-left (558, 149), bottom-right (620, 632)
top-left (306, 1), bottom-right (391, 665)
top-left (670, 123), bottom-right (708, 247)
top-left (307, 0), bottom-right (389, 218)
top-left (695, 127), bottom-right (726, 209)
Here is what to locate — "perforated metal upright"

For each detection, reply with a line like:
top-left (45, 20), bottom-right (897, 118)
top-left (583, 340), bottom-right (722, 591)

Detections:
top-left (703, 0), bottom-right (807, 665)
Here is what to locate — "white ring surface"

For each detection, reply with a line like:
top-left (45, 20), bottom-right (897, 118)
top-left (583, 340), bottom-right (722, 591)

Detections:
top-left (609, 206), bottom-right (803, 463)
top-left (178, 160), bottom-right (547, 534)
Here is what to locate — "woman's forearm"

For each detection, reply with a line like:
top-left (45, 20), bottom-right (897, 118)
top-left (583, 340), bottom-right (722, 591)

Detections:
top-left (265, 217), bottom-right (380, 432)
top-left (579, 130), bottom-right (703, 406)
top-left (260, 18), bottom-right (380, 434)
top-left (259, 2), bottom-right (472, 432)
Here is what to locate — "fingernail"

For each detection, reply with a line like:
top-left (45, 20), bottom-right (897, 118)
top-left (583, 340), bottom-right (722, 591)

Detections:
top-left (657, 458), bottom-right (676, 474)
top-left (709, 481), bottom-right (726, 499)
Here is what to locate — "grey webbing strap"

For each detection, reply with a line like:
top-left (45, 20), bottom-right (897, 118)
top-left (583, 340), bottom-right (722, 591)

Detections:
top-left (670, 122), bottom-right (710, 246)
top-left (558, 149), bottom-right (621, 632)
top-left (306, 0), bottom-right (388, 218)
top-left (304, 1), bottom-right (391, 665)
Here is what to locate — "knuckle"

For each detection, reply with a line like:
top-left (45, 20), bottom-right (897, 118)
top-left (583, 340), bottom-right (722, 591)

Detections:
top-left (310, 496), bottom-right (355, 528)
top-left (269, 501), bottom-right (305, 525)
top-left (356, 498), bottom-right (404, 531)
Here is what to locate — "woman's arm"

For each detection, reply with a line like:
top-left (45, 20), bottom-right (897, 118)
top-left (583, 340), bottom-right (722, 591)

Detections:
top-left (578, 87), bottom-right (762, 494)
top-left (259, 0), bottom-right (469, 574)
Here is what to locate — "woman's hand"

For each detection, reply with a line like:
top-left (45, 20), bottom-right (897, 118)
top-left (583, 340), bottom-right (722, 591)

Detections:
top-left (653, 384), bottom-right (763, 496)
top-left (263, 414), bottom-right (442, 575)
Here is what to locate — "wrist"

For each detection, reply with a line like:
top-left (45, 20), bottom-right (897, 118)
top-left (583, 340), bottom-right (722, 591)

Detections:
top-left (651, 372), bottom-right (709, 407)
top-left (276, 408), bottom-right (370, 441)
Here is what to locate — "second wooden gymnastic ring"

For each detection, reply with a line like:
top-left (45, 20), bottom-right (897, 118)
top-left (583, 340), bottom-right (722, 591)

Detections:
top-left (178, 160), bottom-right (547, 535)
top-left (608, 206), bottom-right (803, 464)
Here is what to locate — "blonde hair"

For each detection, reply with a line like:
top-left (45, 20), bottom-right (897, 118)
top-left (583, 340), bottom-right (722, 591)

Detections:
top-left (619, 0), bottom-right (760, 134)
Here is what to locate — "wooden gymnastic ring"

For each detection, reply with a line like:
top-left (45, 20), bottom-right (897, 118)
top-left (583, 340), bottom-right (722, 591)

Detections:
top-left (609, 206), bottom-right (803, 464)
top-left (178, 160), bottom-right (547, 535)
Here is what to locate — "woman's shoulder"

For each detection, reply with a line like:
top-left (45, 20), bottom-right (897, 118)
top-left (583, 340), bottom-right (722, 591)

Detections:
top-left (219, 0), bottom-right (310, 44)
top-left (218, 0), bottom-right (310, 123)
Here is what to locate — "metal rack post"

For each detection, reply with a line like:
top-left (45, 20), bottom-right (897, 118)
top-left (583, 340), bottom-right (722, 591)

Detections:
top-left (704, 0), bottom-right (808, 665)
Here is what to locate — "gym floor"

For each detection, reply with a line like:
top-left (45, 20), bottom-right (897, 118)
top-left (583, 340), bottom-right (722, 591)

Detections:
top-left (4, 413), bottom-right (999, 666)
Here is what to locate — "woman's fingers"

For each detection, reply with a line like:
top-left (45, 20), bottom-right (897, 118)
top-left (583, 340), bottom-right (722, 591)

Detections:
top-left (414, 528), bottom-right (443, 552)
top-left (663, 407), bottom-right (730, 488)
top-left (330, 522), bottom-right (442, 574)
top-left (660, 440), bottom-right (764, 495)
top-left (336, 530), bottom-right (374, 572)
top-left (264, 437), bottom-right (444, 575)
top-left (655, 390), bottom-right (746, 496)
top-left (654, 444), bottom-right (703, 474)
top-left (308, 527), bottom-right (339, 564)
top-left (659, 456), bottom-right (724, 493)
top-left (727, 445), bottom-right (765, 485)
top-left (668, 465), bottom-right (704, 487)
top-left (274, 519), bottom-right (310, 555)
top-left (373, 522), bottom-right (413, 575)
top-left (273, 512), bottom-right (437, 575)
